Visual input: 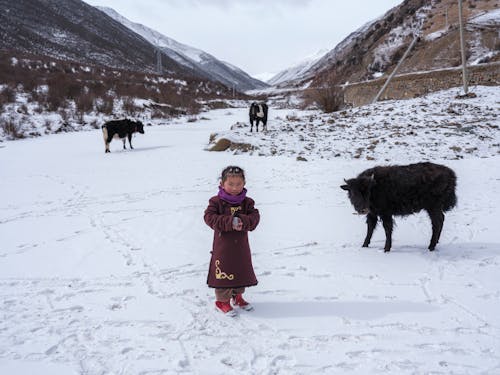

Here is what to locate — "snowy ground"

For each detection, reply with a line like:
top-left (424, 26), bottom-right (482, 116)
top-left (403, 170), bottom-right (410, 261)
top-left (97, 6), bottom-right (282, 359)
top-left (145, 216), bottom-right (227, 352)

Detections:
top-left (210, 86), bottom-right (500, 162)
top-left (1, 88), bottom-right (500, 374)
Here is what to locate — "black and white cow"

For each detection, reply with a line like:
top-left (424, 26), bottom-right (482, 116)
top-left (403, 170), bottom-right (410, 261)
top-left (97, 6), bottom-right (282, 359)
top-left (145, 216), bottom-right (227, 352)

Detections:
top-left (249, 102), bottom-right (268, 132)
top-left (102, 119), bottom-right (144, 153)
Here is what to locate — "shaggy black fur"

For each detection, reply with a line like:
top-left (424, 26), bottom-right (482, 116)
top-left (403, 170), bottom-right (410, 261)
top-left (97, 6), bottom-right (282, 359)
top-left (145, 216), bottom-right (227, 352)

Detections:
top-left (249, 102), bottom-right (268, 132)
top-left (341, 162), bottom-right (457, 252)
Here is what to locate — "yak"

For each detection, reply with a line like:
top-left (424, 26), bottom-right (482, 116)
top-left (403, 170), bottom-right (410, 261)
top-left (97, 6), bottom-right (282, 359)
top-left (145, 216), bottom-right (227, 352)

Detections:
top-left (249, 102), bottom-right (268, 132)
top-left (102, 119), bottom-right (144, 153)
top-left (341, 162), bottom-right (457, 252)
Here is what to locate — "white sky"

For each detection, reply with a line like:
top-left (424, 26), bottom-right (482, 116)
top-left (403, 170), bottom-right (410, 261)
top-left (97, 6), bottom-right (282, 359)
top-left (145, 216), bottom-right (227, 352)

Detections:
top-left (83, 0), bottom-right (403, 80)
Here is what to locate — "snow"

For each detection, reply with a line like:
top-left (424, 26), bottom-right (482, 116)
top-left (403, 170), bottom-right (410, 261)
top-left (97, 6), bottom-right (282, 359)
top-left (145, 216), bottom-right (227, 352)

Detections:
top-left (424, 28), bottom-right (447, 42)
top-left (97, 6), bottom-right (206, 65)
top-left (469, 8), bottom-right (500, 27)
top-left (211, 86), bottom-right (500, 162)
top-left (267, 49), bottom-right (329, 86)
top-left (1, 87), bottom-right (500, 374)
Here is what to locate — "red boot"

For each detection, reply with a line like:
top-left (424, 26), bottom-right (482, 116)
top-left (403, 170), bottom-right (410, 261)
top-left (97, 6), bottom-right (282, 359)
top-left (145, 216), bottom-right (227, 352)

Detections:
top-left (231, 293), bottom-right (254, 311)
top-left (215, 301), bottom-right (237, 317)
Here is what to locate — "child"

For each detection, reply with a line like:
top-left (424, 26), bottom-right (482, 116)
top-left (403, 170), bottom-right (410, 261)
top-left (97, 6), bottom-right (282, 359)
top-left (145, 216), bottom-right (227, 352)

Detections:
top-left (204, 166), bottom-right (260, 316)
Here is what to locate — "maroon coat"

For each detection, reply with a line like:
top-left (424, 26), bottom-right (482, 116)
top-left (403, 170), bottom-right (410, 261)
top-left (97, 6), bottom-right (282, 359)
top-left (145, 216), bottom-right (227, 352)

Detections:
top-left (204, 195), bottom-right (260, 288)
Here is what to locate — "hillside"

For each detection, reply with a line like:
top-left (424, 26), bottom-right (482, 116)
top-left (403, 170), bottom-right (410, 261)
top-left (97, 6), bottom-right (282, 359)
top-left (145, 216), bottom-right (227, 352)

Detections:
top-left (274, 0), bottom-right (499, 89)
top-left (97, 6), bottom-right (268, 92)
top-left (0, 0), bottom-right (197, 78)
top-left (208, 85), bottom-right (500, 161)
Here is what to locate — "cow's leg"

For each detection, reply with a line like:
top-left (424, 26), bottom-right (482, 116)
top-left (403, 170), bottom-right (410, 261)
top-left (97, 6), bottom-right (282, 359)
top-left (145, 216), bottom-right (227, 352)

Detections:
top-left (255, 119), bottom-right (260, 132)
top-left (128, 133), bottom-right (134, 149)
top-left (250, 118), bottom-right (254, 132)
top-left (122, 138), bottom-right (126, 150)
top-left (102, 127), bottom-right (110, 153)
top-left (363, 213), bottom-right (378, 247)
top-left (106, 136), bottom-right (114, 153)
top-left (427, 209), bottom-right (444, 251)
top-left (380, 214), bottom-right (393, 252)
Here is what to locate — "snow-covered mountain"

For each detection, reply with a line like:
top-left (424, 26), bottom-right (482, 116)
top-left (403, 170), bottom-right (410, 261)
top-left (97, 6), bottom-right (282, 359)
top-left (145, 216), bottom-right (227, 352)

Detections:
top-left (267, 49), bottom-right (328, 87)
top-left (97, 6), bottom-right (268, 92)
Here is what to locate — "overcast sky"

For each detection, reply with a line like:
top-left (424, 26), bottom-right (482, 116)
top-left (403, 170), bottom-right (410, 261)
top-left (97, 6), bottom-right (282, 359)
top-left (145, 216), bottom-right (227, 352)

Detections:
top-left (83, 0), bottom-right (403, 80)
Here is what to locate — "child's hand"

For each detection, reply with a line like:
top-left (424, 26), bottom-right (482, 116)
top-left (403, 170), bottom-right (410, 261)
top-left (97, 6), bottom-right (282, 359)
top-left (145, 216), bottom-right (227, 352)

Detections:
top-left (232, 216), bottom-right (243, 231)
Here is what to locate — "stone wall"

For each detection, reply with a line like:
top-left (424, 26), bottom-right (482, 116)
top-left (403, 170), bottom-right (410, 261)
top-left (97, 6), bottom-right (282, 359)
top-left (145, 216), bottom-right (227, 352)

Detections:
top-left (342, 62), bottom-right (500, 107)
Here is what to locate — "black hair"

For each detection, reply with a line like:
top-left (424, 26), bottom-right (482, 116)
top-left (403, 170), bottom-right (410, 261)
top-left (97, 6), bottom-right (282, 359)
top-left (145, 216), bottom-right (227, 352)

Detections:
top-left (221, 165), bottom-right (245, 182)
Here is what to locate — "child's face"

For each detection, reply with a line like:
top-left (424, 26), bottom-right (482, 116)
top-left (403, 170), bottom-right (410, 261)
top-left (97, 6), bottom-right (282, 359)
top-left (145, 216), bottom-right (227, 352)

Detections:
top-left (221, 176), bottom-right (245, 195)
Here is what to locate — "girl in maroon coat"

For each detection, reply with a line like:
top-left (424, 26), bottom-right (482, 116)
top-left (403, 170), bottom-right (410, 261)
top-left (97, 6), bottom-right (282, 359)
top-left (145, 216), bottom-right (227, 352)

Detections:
top-left (204, 166), bottom-right (260, 316)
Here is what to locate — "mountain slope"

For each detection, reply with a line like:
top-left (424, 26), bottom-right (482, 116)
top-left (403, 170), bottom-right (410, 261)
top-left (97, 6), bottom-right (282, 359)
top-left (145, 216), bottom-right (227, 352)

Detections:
top-left (0, 0), bottom-right (198, 78)
top-left (97, 6), bottom-right (268, 92)
top-left (267, 49), bottom-right (328, 87)
top-left (280, 0), bottom-right (499, 89)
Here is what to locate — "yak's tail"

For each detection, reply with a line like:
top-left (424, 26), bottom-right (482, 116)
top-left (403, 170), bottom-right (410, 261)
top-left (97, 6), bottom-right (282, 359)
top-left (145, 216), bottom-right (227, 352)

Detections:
top-left (443, 190), bottom-right (457, 212)
top-left (443, 170), bottom-right (457, 212)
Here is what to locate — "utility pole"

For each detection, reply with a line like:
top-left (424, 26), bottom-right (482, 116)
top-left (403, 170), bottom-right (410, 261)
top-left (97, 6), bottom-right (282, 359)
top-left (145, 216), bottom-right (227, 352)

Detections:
top-left (372, 34), bottom-right (419, 104)
top-left (156, 48), bottom-right (162, 75)
top-left (458, 0), bottom-right (469, 94)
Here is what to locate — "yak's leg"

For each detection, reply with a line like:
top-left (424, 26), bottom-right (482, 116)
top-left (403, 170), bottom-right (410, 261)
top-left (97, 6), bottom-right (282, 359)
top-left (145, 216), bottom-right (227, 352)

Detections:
top-left (122, 138), bottom-right (127, 150)
top-left (427, 209), bottom-right (444, 251)
top-left (380, 214), bottom-right (393, 252)
top-left (128, 133), bottom-right (134, 149)
top-left (250, 119), bottom-right (254, 132)
top-left (255, 119), bottom-right (260, 132)
top-left (363, 213), bottom-right (378, 247)
top-left (436, 211), bottom-right (445, 243)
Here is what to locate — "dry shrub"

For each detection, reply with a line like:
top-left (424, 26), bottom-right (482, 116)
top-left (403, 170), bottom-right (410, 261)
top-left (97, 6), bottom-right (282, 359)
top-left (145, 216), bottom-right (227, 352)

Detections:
top-left (150, 104), bottom-right (186, 118)
top-left (75, 93), bottom-right (94, 113)
top-left (95, 95), bottom-right (114, 115)
top-left (303, 73), bottom-right (344, 113)
top-left (205, 101), bottom-right (231, 110)
top-left (123, 97), bottom-right (139, 116)
top-left (307, 86), bottom-right (344, 113)
top-left (18, 104), bottom-right (29, 114)
top-left (1, 86), bottom-right (16, 103)
top-left (1, 118), bottom-right (23, 138)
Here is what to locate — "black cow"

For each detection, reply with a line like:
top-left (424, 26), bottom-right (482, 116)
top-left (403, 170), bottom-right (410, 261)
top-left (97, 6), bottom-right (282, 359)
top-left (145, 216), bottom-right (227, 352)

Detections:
top-left (249, 102), bottom-right (268, 132)
top-left (102, 119), bottom-right (144, 153)
top-left (341, 162), bottom-right (457, 252)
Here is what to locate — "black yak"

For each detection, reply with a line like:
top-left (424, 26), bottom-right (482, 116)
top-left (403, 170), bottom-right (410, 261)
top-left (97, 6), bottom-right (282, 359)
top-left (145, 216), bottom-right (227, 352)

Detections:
top-left (102, 119), bottom-right (144, 153)
top-left (341, 162), bottom-right (457, 252)
top-left (249, 102), bottom-right (268, 132)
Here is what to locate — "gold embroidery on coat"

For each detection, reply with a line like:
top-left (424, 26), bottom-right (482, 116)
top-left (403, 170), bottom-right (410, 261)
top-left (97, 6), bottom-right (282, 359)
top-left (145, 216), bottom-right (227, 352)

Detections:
top-left (230, 206), bottom-right (241, 216)
top-left (215, 260), bottom-right (234, 280)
